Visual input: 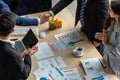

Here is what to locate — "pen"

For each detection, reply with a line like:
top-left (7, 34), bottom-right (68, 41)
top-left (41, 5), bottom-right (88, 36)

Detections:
top-left (99, 59), bottom-right (106, 68)
top-left (79, 63), bottom-right (86, 75)
top-left (68, 39), bottom-right (84, 46)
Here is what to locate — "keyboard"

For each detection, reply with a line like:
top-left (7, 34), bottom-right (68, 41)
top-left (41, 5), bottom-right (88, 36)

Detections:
top-left (11, 27), bottom-right (38, 36)
top-left (15, 41), bottom-right (26, 54)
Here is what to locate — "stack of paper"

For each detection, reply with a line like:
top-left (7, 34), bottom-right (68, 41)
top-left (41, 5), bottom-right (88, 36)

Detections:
top-left (80, 58), bottom-right (108, 80)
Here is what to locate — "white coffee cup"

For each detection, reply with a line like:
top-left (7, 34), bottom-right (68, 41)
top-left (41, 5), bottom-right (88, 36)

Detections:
top-left (72, 46), bottom-right (85, 57)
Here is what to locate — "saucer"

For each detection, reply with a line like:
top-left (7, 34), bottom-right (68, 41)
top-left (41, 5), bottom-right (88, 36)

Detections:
top-left (72, 46), bottom-right (85, 57)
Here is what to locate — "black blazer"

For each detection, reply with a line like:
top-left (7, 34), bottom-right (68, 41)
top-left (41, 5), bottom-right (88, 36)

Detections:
top-left (3, 0), bottom-right (52, 15)
top-left (16, 0), bottom-right (52, 15)
top-left (0, 41), bottom-right (31, 80)
top-left (51, 0), bottom-right (109, 42)
top-left (3, 0), bottom-right (17, 12)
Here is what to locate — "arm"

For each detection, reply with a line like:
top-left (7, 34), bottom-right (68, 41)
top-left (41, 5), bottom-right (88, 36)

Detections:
top-left (12, 46), bottom-right (38, 79)
top-left (16, 16), bottom-right (39, 26)
top-left (0, 1), bottom-right (39, 26)
top-left (95, 29), bottom-right (120, 56)
top-left (104, 31), bottom-right (120, 56)
top-left (38, 0), bottom-right (74, 24)
top-left (104, 40), bottom-right (120, 56)
top-left (10, 53), bottom-right (31, 79)
top-left (96, 0), bottom-right (109, 32)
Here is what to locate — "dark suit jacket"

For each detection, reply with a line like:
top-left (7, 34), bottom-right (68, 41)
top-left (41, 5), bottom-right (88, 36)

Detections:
top-left (0, 0), bottom-right (39, 26)
top-left (0, 41), bottom-right (31, 80)
top-left (51, 0), bottom-right (109, 42)
top-left (23, 0), bottom-right (52, 15)
top-left (3, 0), bottom-right (17, 12)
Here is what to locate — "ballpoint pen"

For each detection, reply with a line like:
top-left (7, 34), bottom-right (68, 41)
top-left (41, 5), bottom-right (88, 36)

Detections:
top-left (99, 59), bottom-right (106, 68)
top-left (68, 39), bottom-right (84, 46)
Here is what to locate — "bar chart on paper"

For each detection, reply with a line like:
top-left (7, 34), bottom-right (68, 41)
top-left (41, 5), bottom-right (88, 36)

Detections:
top-left (50, 30), bottom-right (83, 52)
top-left (54, 29), bottom-right (83, 41)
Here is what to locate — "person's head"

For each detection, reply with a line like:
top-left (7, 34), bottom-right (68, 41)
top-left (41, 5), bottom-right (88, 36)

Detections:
top-left (109, 2), bottom-right (120, 19)
top-left (103, 2), bottom-right (120, 29)
top-left (0, 13), bottom-right (16, 36)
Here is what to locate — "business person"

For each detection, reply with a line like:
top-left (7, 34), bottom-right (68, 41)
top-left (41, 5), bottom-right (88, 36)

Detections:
top-left (0, 0), bottom-right (44, 26)
top-left (95, 2), bottom-right (120, 79)
top-left (41, 0), bottom-right (109, 54)
top-left (3, 0), bottom-right (17, 12)
top-left (14, 0), bottom-right (52, 15)
top-left (0, 13), bottom-right (38, 80)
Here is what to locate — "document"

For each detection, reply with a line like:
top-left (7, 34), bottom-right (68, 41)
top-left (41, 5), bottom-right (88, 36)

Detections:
top-left (50, 30), bottom-right (83, 52)
top-left (80, 58), bottom-right (107, 80)
top-left (84, 74), bottom-right (108, 80)
top-left (34, 42), bottom-right (54, 60)
top-left (50, 37), bottom-right (74, 52)
top-left (54, 29), bottom-right (83, 41)
top-left (63, 68), bottom-right (82, 80)
top-left (37, 56), bottom-right (66, 70)
top-left (33, 67), bottom-right (67, 80)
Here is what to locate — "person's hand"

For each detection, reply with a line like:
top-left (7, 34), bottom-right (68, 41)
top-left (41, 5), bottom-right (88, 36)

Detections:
top-left (39, 11), bottom-right (52, 24)
top-left (93, 41), bottom-right (101, 47)
top-left (28, 46), bottom-right (38, 55)
top-left (20, 46), bottom-right (38, 58)
top-left (95, 32), bottom-right (103, 40)
top-left (95, 29), bottom-right (109, 46)
top-left (102, 29), bottom-right (109, 46)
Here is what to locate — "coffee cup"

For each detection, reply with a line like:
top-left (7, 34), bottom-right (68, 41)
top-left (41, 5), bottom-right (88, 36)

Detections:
top-left (72, 46), bottom-right (85, 57)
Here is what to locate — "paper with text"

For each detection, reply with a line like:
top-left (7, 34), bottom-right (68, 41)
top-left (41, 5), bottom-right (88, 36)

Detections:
top-left (34, 42), bottom-right (54, 60)
top-left (33, 67), bottom-right (67, 80)
top-left (37, 56), bottom-right (66, 70)
top-left (63, 68), bottom-right (82, 80)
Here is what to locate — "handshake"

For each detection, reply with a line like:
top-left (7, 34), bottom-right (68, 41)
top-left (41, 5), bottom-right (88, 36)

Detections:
top-left (38, 11), bottom-right (62, 30)
top-left (38, 11), bottom-right (52, 24)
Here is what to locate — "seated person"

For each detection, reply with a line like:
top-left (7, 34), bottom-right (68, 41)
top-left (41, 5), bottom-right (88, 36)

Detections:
top-left (95, 2), bottom-right (120, 79)
top-left (0, 0), bottom-right (44, 26)
top-left (0, 12), bottom-right (38, 80)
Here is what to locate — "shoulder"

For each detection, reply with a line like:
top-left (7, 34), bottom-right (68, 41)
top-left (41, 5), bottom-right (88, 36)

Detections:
top-left (0, 41), bottom-right (22, 63)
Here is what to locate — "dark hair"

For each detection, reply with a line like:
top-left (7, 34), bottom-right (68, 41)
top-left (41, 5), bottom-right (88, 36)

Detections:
top-left (103, 2), bottom-right (120, 29)
top-left (0, 13), bottom-right (16, 36)
top-left (103, 15), bottom-right (114, 30)
top-left (111, 2), bottom-right (120, 15)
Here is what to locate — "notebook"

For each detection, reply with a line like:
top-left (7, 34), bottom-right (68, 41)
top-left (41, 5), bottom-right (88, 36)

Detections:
top-left (15, 29), bottom-right (38, 54)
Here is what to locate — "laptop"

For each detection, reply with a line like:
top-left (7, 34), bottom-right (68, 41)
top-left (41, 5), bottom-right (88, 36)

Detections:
top-left (15, 29), bottom-right (38, 54)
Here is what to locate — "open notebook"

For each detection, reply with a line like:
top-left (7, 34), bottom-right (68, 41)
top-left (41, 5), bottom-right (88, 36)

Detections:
top-left (15, 29), bottom-right (38, 54)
